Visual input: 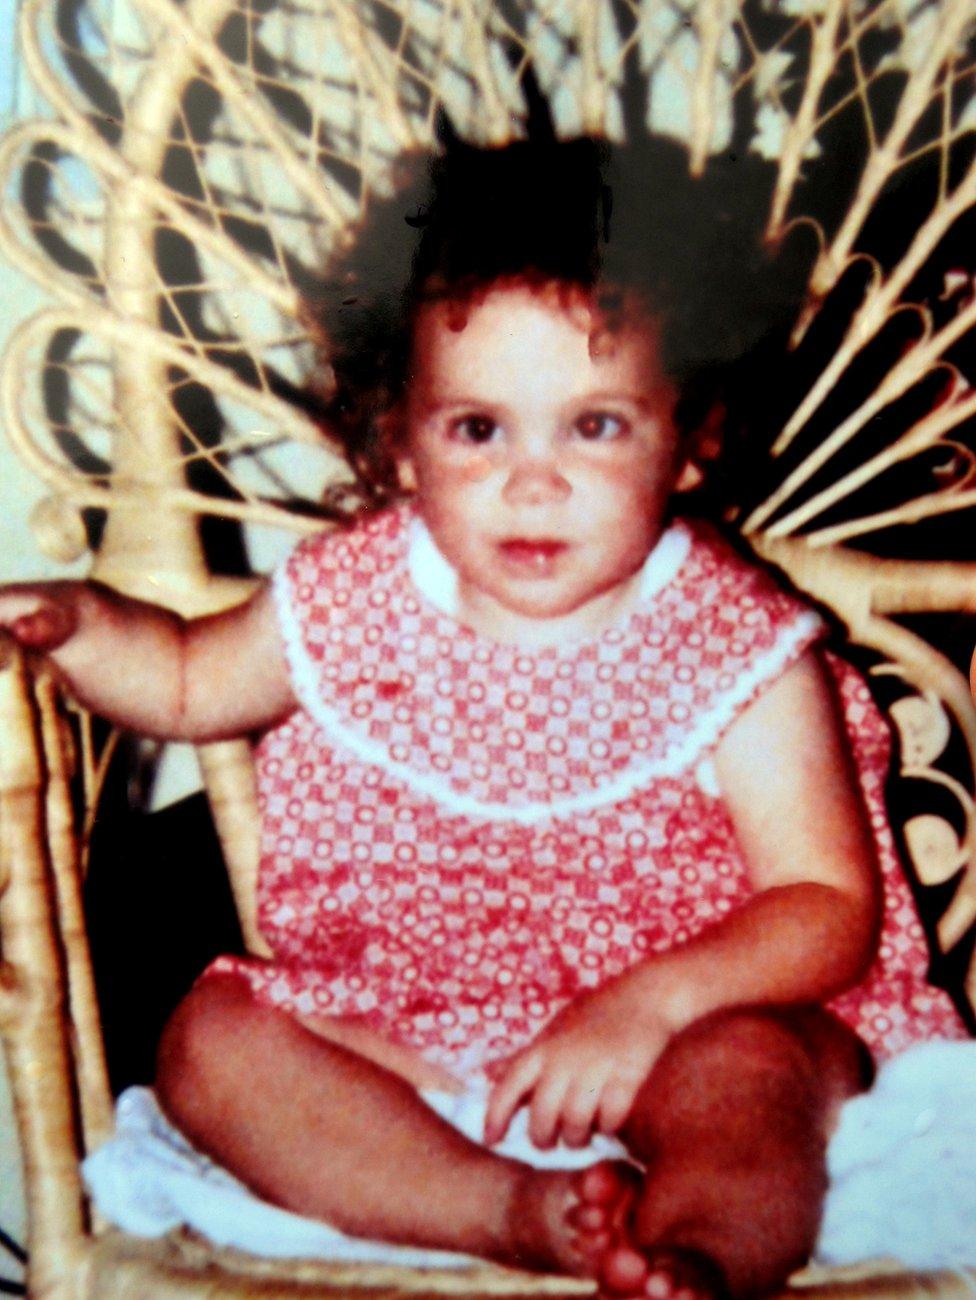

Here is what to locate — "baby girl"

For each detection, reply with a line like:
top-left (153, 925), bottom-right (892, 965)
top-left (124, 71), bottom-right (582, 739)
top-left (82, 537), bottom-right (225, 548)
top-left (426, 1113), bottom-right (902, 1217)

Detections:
top-left (0, 135), bottom-right (967, 1298)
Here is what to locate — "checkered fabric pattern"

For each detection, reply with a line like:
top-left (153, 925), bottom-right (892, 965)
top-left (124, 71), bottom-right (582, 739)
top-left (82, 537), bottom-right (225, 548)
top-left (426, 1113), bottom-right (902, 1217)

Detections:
top-left (208, 507), bottom-right (965, 1082)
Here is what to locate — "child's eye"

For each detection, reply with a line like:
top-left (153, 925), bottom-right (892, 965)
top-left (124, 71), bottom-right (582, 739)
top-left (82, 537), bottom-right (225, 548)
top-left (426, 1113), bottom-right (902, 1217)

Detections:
top-left (574, 412), bottom-right (628, 441)
top-left (450, 414), bottom-right (500, 445)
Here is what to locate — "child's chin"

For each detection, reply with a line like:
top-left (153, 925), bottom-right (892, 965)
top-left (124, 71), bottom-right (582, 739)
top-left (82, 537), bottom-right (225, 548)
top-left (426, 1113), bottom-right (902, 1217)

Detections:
top-left (497, 585), bottom-right (579, 615)
top-left (501, 590), bottom-right (598, 626)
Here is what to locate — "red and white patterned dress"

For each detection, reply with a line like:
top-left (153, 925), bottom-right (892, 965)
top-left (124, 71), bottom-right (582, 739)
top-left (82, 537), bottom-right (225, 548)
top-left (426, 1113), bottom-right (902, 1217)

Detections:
top-left (208, 505), bottom-right (966, 1082)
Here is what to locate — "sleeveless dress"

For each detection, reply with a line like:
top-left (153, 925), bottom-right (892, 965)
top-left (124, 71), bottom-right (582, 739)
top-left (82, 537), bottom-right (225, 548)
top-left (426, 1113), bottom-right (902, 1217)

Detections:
top-left (208, 504), bottom-right (966, 1083)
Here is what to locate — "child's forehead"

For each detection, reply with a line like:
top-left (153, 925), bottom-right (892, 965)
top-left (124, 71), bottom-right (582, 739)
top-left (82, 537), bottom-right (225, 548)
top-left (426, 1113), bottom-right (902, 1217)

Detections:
top-left (406, 279), bottom-right (671, 407)
top-left (412, 277), bottom-right (661, 358)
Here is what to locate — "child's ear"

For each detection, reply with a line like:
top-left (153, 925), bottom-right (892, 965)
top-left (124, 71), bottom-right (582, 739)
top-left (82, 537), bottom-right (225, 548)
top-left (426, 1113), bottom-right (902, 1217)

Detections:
top-left (397, 456), bottom-right (418, 492)
top-left (674, 459), bottom-right (704, 493)
top-left (673, 400), bottom-right (725, 494)
top-left (374, 402), bottom-right (415, 492)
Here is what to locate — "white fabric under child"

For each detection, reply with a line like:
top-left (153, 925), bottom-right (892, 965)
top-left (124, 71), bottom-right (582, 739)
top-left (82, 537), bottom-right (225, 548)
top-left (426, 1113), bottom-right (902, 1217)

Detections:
top-left (83, 1082), bottom-right (625, 1265)
top-left (83, 1040), bottom-right (976, 1270)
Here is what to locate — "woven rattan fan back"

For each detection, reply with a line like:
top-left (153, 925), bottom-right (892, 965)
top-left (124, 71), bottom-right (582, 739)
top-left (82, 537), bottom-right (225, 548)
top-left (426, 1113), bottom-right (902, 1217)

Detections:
top-left (1, 2), bottom-right (976, 1297)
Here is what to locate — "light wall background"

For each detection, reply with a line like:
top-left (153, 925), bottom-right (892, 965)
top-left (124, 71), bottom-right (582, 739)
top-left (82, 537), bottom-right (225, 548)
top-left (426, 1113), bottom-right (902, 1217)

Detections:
top-left (1, 2), bottom-right (73, 586)
top-left (1, 4), bottom-right (71, 1260)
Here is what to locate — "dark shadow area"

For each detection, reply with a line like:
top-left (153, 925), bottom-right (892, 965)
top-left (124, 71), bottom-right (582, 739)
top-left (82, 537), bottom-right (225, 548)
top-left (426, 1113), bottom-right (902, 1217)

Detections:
top-left (85, 776), bottom-right (244, 1094)
top-left (20, 141), bottom-right (99, 284)
top-left (831, 628), bottom-right (976, 1037)
top-left (55, 0), bottom-right (123, 145)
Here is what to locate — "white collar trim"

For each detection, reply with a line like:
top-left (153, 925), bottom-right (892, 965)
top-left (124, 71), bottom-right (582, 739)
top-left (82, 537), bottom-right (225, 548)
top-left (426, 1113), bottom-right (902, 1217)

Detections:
top-left (406, 514), bottom-right (692, 625)
top-left (271, 554), bottom-right (822, 823)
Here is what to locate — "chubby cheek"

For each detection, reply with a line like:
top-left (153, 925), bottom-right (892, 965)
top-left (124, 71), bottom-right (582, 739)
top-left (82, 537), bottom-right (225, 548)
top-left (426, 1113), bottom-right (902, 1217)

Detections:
top-left (408, 442), bottom-right (495, 493)
top-left (411, 459), bottom-right (498, 538)
top-left (582, 454), bottom-right (674, 516)
top-left (459, 452), bottom-right (494, 483)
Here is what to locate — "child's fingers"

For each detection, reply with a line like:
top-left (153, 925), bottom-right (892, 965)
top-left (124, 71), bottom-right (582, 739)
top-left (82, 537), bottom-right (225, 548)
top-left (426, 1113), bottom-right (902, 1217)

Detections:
top-left (11, 605), bottom-right (76, 650)
top-left (0, 592), bottom-right (41, 628)
top-left (526, 1066), bottom-right (572, 1149)
top-left (484, 1052), bottom-right (542, 1146)
top-left (0, 591), bottom-right (76, 651)
top-left (595, 1076), bottom-right (641, 1136)
top-left (559, 1073), bottom-right (606, 1147)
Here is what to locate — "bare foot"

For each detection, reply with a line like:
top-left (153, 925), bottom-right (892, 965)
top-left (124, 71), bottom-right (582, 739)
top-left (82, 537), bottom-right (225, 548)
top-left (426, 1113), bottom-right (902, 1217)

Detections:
top-left (504, 1161), bottom-right (727, 1299)
top-left (600, 1244), bottom-right (729, 1300)
top-left (504, 1160), bottom-right (639, 1276)
top-left (562, 1167), bottom-right (728, 1299)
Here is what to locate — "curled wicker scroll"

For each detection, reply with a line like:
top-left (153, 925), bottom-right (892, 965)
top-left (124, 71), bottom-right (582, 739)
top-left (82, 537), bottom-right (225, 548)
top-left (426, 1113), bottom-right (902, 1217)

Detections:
top-left (1, 1), bottom-right (976, 1295)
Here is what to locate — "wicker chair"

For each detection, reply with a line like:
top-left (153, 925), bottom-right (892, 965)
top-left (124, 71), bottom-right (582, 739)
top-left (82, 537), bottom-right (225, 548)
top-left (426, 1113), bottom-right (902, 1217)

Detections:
top-left (1, 0), bottom-right (976, 1296)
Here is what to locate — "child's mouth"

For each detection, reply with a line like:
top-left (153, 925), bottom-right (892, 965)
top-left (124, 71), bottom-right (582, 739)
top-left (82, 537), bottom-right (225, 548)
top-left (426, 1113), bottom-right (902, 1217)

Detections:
top-left (497, 539), bottom-right (568, 574)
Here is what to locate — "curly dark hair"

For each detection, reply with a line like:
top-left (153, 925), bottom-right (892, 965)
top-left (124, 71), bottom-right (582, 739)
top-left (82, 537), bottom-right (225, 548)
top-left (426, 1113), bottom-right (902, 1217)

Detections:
top-left (305, 123), bottom-right (810, 515)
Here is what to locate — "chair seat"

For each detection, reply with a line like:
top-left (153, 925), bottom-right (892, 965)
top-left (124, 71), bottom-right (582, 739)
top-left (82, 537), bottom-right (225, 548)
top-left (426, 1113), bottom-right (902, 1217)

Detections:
top-left (82, 1229), bottom-right (976, 1299)
top-left (84, 1228), bottom-right (592, 1298)
top-left (787, 1259), bottom-right (976, 1298)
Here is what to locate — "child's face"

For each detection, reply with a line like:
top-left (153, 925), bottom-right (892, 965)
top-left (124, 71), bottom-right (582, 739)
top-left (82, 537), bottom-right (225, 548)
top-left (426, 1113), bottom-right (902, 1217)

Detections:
top-left (400, 284), bottom-right (684, 644)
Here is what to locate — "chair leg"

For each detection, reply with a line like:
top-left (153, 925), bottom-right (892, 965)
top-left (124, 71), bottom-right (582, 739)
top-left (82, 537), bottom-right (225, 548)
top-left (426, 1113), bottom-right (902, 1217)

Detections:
top-left (0, 642), bottom-right (90, 1298)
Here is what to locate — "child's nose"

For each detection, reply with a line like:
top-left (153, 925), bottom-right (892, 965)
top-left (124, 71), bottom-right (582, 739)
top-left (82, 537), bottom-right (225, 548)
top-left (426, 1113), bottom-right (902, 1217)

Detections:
top-left (501, 459), bottom-right (572, 506)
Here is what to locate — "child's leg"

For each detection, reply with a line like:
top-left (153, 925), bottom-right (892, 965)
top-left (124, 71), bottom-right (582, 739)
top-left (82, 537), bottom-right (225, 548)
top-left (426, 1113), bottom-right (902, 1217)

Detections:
top-left (157, 979), bottom-right (867, 1297)
top-left (605, 1005), bottom-right (872, 1300)
top-left (155, 974), bottom-right (633, 1274)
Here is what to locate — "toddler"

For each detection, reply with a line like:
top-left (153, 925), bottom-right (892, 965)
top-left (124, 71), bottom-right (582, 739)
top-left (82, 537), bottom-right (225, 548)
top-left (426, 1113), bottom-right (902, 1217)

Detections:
top-left (1, 135), bottom-right (970, 1299)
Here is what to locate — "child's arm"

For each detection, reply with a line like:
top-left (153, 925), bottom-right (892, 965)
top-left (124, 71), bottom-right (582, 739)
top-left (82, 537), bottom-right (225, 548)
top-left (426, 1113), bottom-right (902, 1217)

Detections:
top-left (485, 650), bottom-right (881, 1149)
top-left (0, 581), bottom-right (296, 741)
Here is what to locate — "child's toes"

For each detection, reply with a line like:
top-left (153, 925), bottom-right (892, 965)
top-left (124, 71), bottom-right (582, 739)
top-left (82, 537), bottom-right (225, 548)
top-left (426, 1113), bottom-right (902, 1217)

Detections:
top-left (569, 1161), bottom-right (641, 1266)
top-left (641, 1247), bottom-right (730, 1300)
top-left (599, 1245), bottom-right (729, 1300)
top-left (569, 1201), bottom-right (611, 1232)
top-left (560, 1161), bottom-right (641, 1276)
top-left (576, 1160), bottom-right (641, 1238)
top-left (600, 1242), bottom-right (648, 1294)
top-left (577, 1164), bottom-right (629, 1201)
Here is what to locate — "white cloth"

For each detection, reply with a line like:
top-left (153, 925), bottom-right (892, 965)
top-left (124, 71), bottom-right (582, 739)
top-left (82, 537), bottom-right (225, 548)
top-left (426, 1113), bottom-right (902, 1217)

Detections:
top-left (816, 1040), bottom-right (976, 1267)
top-left (82, 1082), bottom-right (625, 1264)
top-left (83, 1041), bottom-right (976, 1269)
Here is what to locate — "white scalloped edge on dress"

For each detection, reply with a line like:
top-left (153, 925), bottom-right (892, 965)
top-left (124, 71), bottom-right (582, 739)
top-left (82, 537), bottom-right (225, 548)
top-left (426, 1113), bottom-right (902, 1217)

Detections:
top-left (271, 543), bottom-right (824, 824)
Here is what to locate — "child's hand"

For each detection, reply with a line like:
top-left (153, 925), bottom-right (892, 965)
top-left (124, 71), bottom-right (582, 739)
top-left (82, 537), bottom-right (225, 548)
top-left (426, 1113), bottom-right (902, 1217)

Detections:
top-left (0, 586), bottom-right (80, 651)
top-left (483, 980), bottom-right (671, 1150)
